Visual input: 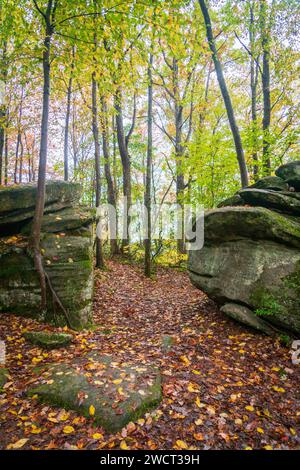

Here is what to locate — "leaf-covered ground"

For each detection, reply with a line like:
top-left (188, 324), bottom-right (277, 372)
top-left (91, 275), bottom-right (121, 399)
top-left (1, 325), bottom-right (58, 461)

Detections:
top-left (0, 260), bottom-right (299, 450)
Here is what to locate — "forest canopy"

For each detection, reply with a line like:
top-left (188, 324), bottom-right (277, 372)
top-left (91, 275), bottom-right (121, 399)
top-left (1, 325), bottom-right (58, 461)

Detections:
top-left (1, 0), bottom-right (300, 231)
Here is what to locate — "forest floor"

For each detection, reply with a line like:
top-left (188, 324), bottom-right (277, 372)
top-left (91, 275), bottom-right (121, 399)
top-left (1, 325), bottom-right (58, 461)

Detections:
top-left (0, 260), bottom-right (299, 450)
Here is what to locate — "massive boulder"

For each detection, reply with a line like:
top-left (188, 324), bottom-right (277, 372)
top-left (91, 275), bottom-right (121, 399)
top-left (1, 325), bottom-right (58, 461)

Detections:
top-left (188, 161), bottom-right (300, 335)
top-left (0, 181), bottom-right (94, 329)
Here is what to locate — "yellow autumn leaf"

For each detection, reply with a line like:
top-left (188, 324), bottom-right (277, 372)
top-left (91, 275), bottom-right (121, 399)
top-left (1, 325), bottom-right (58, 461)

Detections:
top-left (89, 405), bottom-right (95, 416)
top-left (180, 355), bottom-right (190, 366)
top-left (245, 406), bottom-right (254, 412)
top-left (195, 396), bottom-right (202, 408)
top-left (120, 440), bottom-right (130, 450)
top-left (7, 438), bottom-right (29, 449)
top-left (92, 433), bottom-right (103, 440)
top-left (187, 382), bottom-right (199, 393)
top-left (175, 439), bottom-right (188, 449)
top-left (112, 378), bottom-right (122, 385)
top-left (257, 427), bottom-right (264, 434)
top-left (195, 418), bottom-right (203, 425)
top-left (63, 425), bottom-right (74, 434)
top-left (290, 428), bottom-right (296, 436)
top-left (264, 445), bottom-right (273, 450)
top-left (273, 386), bottom-right (285, 393)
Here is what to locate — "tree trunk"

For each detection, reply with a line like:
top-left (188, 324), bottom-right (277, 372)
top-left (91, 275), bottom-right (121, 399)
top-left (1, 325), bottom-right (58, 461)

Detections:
top-left (249, 3), bottom-right (259, 180)
top-left (19, 135), bottom-right (24, 183)
top-left (92, 34), bottom-right (105, 269)
top-left (0, 42), bottom-right (7, 186)
top-left (4, 131), bottom-right (8, 185)
top-left (199, 0), bottom-right (249, 187)
top-left (260, 0), bottom-right (271, 175)
top-left (173, 58), bottom-right (186, 254)
top-left (114, 87), bottom-right (132, 251)
top-left (29, 14), bottom-right (53, 311)
top-left (63, 46), bottom-right (75, 181)
top-left (100, 94), bottom-right (119, 256)
top-left (14, 86), bottom-right (24, 184)
top-left (144, 53), bottom-right (153, 277)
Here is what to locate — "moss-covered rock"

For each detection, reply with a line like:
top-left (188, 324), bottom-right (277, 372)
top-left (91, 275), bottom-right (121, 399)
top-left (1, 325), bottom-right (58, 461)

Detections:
top-left (21, 207), bottom-right (94, 235)
top-left (0, 181), bottom-right (81, 215)
top-left (239, 188), bottom-right (300, 214)
top-left (276, 160), bottom-right (300, 180)
top-left (248, 176), bottom-right (288, 191)
top-left (23, 331), bottom-right (73, 349)
top-left (28, 357), bottom-right (162, 432)
top-left (0, 181), bottom-right (94, 330)
top-left (0, 368), bottom-right (9, 389)
top-left (189, 163), bottom-right (300, 335)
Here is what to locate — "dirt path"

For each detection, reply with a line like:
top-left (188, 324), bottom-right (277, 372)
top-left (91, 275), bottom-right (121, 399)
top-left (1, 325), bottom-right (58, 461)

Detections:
top-left (0, 260), bottom-right (299, 449)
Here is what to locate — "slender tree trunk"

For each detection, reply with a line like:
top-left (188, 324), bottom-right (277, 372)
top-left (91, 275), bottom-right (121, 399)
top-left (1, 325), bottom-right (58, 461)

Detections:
top-left (19, 136), bottom-right (24, 183)
top-left (144, 53), bottom-right (153, 277)
top-left (92, 31), bottom-right (105, 269)
top-left (29, 14), bottom-right (53, 311)
top-left (114, 87), bottom-right (132, 251)
top-left (199, 0), bottom-right (249, 187)
top-left (14, 86), bottom-right (24, 184)
top-left (4, 132), bottom-right (8, 185)
top-left (100, 94), bottom-right (119, 255)
top-left (63, 46), bottom-right (75, 181)
top-left (260, 0), bottom-right (271, 175)
top-left (249, 4), bottom-right (259, 180)
top-left (0, 42), bottom-right (7, 186)
top-left (173, 58), bottom-right (186, 254)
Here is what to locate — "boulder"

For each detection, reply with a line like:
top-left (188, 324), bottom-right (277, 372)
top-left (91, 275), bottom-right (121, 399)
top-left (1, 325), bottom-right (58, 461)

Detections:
top-left (239, 188), bottom-right (300, 214)
top-left (0, 182), bottom-right (94, 330)
top-left (248, 176), bottom-right (288, 192)
top-left (276, 160), bottom-right (300, 180)
top-left (28, 356), bottom-right (162, 432)
top-left (188, 161), bottom-right (300, 335)
top-left (220, 303), bottom-right (277, 335)
top-left (0, 181), bottom-right (81, 215)
top-left (284, 176), bottom-right (300, 191)
top-left (23, 331), bottom-right (73, 349)
top-left (217, 193), bottom-right (244, 208)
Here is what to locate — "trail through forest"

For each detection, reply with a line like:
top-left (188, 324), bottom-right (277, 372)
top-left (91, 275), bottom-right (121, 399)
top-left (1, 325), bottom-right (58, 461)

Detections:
top-left (0, 261), bottom-right (299, 450)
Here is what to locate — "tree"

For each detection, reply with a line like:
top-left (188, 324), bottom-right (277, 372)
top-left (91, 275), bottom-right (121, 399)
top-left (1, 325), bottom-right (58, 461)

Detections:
top-left (198, 0), bottom-right (249, 187)
top-left (144, 52), bottom-right (153, 277)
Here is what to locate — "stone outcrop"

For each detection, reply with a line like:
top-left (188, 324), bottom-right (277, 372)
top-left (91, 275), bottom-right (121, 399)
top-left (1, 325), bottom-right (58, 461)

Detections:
top-left (188, 161), bottom-right (300, 335)
top-left (0, 181), bottom-right (94, 329)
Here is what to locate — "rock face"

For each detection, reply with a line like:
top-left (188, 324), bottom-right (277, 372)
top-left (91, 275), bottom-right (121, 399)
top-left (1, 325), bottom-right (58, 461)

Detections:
top-left (0, 181), bottom-right (94, 329)
top-left (188, 161), bottom-right (300, 335)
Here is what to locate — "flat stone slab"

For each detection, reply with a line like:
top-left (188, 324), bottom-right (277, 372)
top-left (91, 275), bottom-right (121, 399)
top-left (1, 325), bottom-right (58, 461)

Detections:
top-left (27, 355), bottom-right (162, 432)
top-left (23, 331), bottom-right (73, 349)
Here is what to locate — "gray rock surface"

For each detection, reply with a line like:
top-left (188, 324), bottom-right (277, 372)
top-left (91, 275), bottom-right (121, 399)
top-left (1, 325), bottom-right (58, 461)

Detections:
top-left (0, 181), bottom-right (94, 329)
top-left (189, 162), bottom-right (300, 335)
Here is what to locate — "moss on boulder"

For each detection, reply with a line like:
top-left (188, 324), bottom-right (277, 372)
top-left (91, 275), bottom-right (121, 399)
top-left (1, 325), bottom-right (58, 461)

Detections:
top-left (0, 368), bottom-right (9, 389)
top-left (189, 161), bottom-right (300, 335)
top-left (28, 356), bottom-right (162, 432)
top-left (23, 331), bottom-right (73, 349)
